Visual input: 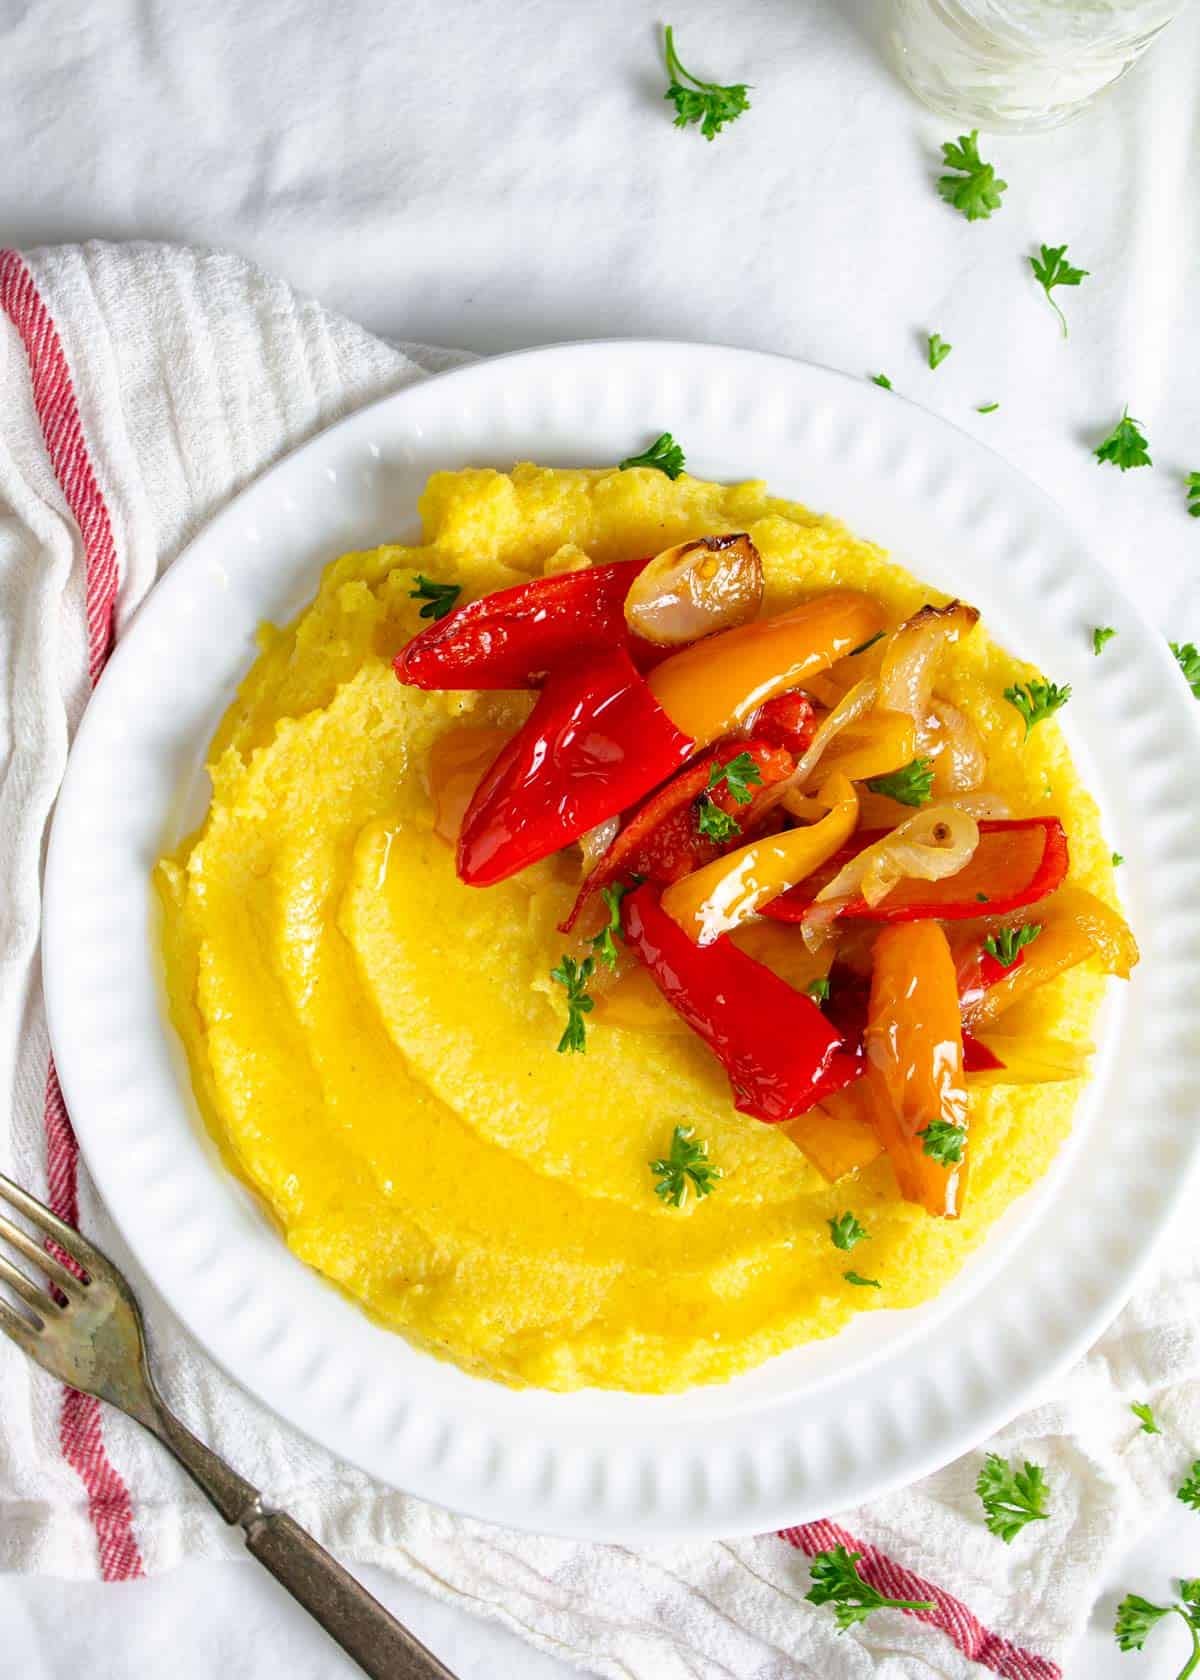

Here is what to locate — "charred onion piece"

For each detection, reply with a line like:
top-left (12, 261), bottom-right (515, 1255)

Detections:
top-left (623, 533), bottom-right (764, 647)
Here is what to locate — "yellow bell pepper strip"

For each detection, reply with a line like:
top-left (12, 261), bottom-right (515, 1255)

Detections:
top-left (647, 591), bottom-right (885, 748)
top-left (865, 921), bottom-right (969, 1218)
top-left (661, 773), bottom-right (859, 944)
top-left (782, 1085), bottom-right (883, 1182)
top-left (590, 965), bottom-right (691, 1033)
top-left (965, 1034), bottom-right (1093, 1086)
top-left (962, 885), bottom-right (1138, 1030)
top-left (816, 711), bottom-right (917, 785)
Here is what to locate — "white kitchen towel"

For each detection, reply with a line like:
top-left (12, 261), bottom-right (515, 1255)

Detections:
top-left (2, 239), bottom-right (1199, 1680)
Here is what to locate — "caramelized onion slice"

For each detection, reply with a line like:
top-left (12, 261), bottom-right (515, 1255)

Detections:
top-left (921, 697), bottom-right (986, 792)
top-left (579, 816), bottom-right (620, 875)
top-left (816, 805), bottom-right (979, 909)
top-left (623, 533), bottom-right (763, 647)
top-left (879, 600), bottom-right (980, 724)
top-left (790, 677), bottom-right (878, 788)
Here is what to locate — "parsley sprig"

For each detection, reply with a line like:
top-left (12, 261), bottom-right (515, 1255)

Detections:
top-left (1188, 472), bottom-right (1200, 519)
top-left (976, 1452), bottom-right (1051, 1542)
top-left (1178, 1461), bottom-right (1200, 1511)
top-left (651, 1125), bottom-right (721, 1207)
top-left (550, 954), bottom-right (594, 1055)
top-left (927, 332), bottom-right (952, 370)
top-left (1114, 1580), bottom-right (1200, 1679)
top-left (918, 1118), bottom-right (967, 1165)
top-left (1004, 678), bottom-right (1071, 737)
top-left (984, 923), bottom-right (1041, 970)
top-left (662, 26), bottom-right (750, 142)
top-left (697, 751), bottom-right (762, 840)
top-left (619, 431), bottom-right (686, 479)
top-left (1095, 408), bottom-right (1152, 471)
top-left (866, 757), bottom-right (934, 808)
top-left (1171, 642), bottom-right (1200, 699)
top-left (805, 1546), bottom-right (933, 1631)
top-left (1093, 626), bottom-right (1117, 656)
top-left (828, 1211), bottom-right (867, 1251)
top-left (937, 130), bottom-right (1007, 222)
top-left (1130, 1401), bottom-right (1161, 1435)
top-left (871, 372), bottom-right (893, 390)
top-left (409, 575), bottom-right (462, 621)
top-left (1029, 243), bottom-right (1088, 338)
top-left (589, 883), bottom-right (633, 970)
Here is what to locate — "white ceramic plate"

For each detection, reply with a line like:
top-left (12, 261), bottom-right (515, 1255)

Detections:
top-left (43, 342), bottom-right (1200, 1542)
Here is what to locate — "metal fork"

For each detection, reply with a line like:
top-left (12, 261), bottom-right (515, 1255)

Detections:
top-left (0, 1171), bottom-right (456, 1680)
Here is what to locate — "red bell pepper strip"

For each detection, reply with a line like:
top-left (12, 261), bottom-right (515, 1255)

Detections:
top-left (762, 817), bottom-right (1069, 925)
top-left (559, 737), bottom-right (794, 932)
top-left (622, 885), bottom-right (860, 1122)
top-left (457, 646), bottom-right (695, 886)
top-left (750, 689), bottom-right (818, 756)
top-left (395, 558), bottom-right (653, 691)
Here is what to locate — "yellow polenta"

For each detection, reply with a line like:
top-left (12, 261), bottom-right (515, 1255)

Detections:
top-left (156, 465), bottom-right (1114, 1392)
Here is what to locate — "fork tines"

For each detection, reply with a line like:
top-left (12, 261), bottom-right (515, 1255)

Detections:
top-left (0, 1173), bottom-right (90, 1330)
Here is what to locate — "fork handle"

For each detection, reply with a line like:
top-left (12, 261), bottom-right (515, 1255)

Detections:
top-left (241, 1506), bottom-right (456, 1680)
top-left (150, 1408), bottom-right (456, 1678)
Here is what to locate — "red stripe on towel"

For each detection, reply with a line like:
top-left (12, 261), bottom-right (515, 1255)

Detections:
top-left (780, 1519), bottom-right (1061, 1678)
top-left (1, 248), bottom-right (145, 1582)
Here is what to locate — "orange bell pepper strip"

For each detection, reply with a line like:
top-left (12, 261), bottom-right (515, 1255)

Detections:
top-left (962, 885), bottom-right (1138, 1030)
top-left (865, 921), bottom-right (969, 1218)
top-left (661, 772), bottom-right (859, 944)
top-left (647, 591), bottom-right (885, 748)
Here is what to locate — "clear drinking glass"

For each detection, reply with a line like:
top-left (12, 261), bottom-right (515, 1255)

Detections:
top-left (886, 0), bottom-right (1189, 131)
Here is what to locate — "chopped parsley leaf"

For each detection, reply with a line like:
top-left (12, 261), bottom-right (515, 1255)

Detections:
top-left (409, 574), bottom-right (462, 620)
top-left (828, 1211), bottom-right (867, 1251)
top-left (976, 1452), bottom-right (1051, 1542)
top-left (550, 954), bottom-right (594, 1054)
top-left (1095, 408), bottom-right (1152, 471)
top-left (866, 757), bottom-right (934, 808)
top-left (937, 130), bottom-right (1007, 221)
top-left (918, 1118), bottom-right (967, 1165)
top-left (1004, 678), bottom-right (1071, 737)
top-left (805, 1545), bottom-right (933, 1631)
top-left (984, 923), bottom-right (1041, 969)
top-left (619, 431), bottom-right (686, 478)
top-left (662, 25), bottom-right (750, 142)
top-left (1029, 243), bottom-right (1088, 337)
top-left (651, 1124), bottom-right (721, 1207)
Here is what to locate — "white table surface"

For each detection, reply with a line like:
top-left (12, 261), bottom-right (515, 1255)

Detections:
top-left (5, 0), bottom-right (1200, 1674)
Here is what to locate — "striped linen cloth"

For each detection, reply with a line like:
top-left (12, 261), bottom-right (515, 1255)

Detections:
top-left (2, 239), bottom-right (1199, 1679)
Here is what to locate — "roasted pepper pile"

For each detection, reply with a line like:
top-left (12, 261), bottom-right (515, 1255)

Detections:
top-left (396, 532), bottom-right (1138, 1221)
